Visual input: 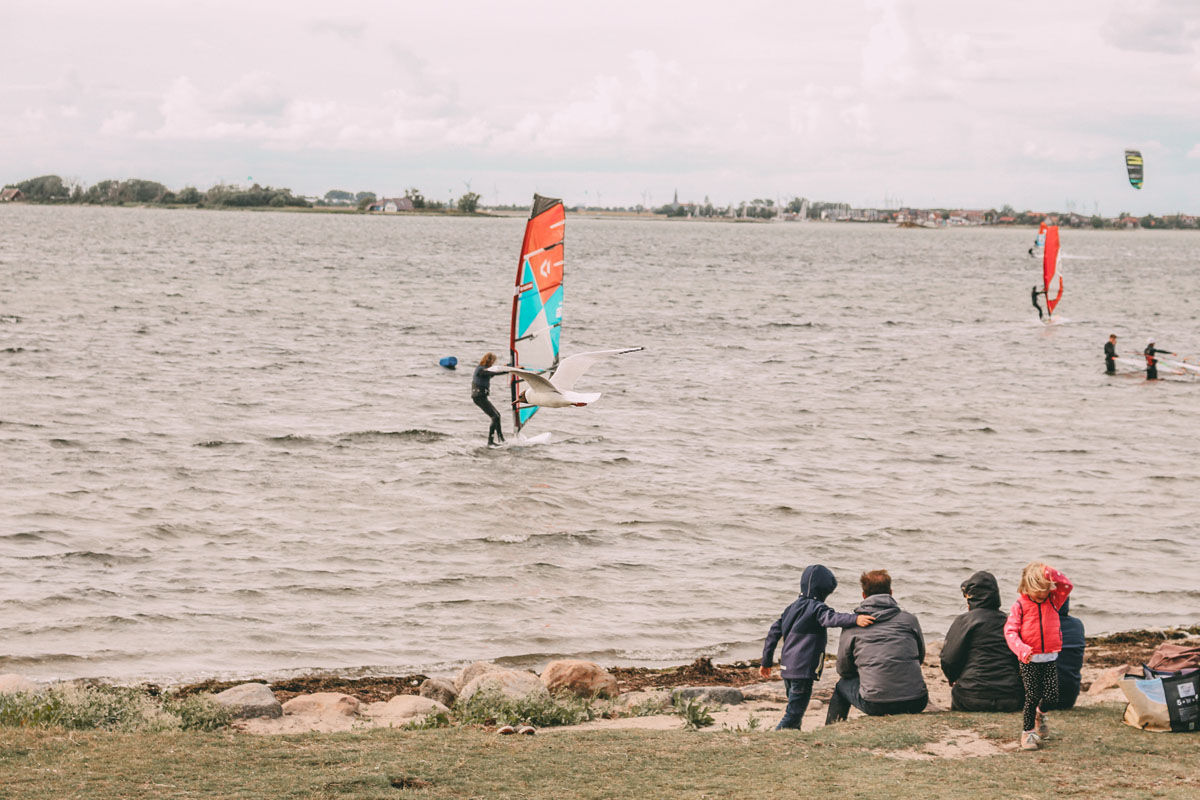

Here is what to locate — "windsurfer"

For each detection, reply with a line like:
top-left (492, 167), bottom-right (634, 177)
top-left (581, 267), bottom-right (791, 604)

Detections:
top-left (1143, 338), bottom-right (1175, 381)
top-left (1104, 334), bottom-right (1118, 375)
top-left (472, 352), bottom-right (505, 446)
top-left (1031, 286), bottom-right (1045, 320)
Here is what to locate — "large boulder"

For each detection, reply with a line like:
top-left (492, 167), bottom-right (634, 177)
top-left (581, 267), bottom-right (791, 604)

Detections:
top-left (740, 682), bottom-right (787, 703)
top-left (419, 677), bottom-right (458, 708)
top-left (455, 661), bottom-right (504, 692)
top-left (540, 660), bottom-right (619, 698)
top-left (364, 695), bottom-right (450, 726)
top-left (459, 669), bottom-right (548, 704)
top-left (0, 674), bottom-right (39, 695)
top-left (212, 683), bottom-right (282, 719)
top-left (281, 692), bottom-right (360, 718)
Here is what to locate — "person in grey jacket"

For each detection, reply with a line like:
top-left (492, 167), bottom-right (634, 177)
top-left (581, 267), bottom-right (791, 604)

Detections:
top-left (825, 569), bottom-right (928, 724)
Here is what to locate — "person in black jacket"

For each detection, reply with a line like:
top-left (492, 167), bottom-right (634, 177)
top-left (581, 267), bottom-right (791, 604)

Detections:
top-left (759, 565), bottom-right (874, 730)
top-left (1050, 598), bottom-right (1085, 710)
top-left (1031, 286), bottom-right (1045, 320)
top-left (1144, 338), bottom-right (1176, 381)
top-left (1104, 334), bottom-right (1118, 375)
top-left (940, 571), bottom-right (1024, 712)
top-left (471, 353), bottom-right (505, 446)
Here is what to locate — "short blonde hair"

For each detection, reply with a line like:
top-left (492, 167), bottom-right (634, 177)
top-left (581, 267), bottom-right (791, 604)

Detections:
top-left (1018, 561), bottom-right (1052, 599)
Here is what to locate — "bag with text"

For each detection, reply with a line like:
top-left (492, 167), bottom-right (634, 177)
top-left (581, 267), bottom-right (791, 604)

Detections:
top-left (1120, 670), bottom-right (1200, 732)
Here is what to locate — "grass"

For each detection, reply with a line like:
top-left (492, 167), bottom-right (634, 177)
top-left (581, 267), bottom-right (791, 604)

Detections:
top-left (1, 704), bottom-right (1196, 799)
top-left (0, 685), bottom-right (232, 733)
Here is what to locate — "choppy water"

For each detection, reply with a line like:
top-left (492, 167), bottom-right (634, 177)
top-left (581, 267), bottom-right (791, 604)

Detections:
top-left (1, 205), bottom-right (1197, 683)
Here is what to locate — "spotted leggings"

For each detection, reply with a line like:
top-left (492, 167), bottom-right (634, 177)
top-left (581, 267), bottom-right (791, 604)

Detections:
top-left (1019, 661), bottom-right (1059, 732)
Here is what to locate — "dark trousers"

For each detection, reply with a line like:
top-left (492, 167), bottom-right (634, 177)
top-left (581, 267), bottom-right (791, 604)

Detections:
top-left (1019, 661), bottom-right (1059, 731)
top-left (1147, 364), bottom-right (1158, 380)
top-left (775, 678), bottom-right (814, 730)
top-left (1105, 359), bottom-right (1115, 375)
top-left (472, 391), bottom-right (503, 443)
top-left (950, 688), bottom-right (1024, 713)
top-left (1050, 678), bottom-right (1080, 711)
top-left (825, 677), bottom-right (928, 724)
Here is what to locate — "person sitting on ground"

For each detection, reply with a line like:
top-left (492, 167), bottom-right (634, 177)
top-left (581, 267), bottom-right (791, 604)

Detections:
top-left (940, 571), bottom-right (1023, 712)
top-left (1051, 598), bottom-right (1085, 710)
top-left (759, 565), bottom-right (874, 731)
top-left (825, 569), bottom-right (928, 724)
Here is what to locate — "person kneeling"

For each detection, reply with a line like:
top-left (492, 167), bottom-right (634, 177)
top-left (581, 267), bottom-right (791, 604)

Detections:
top-left (825, 569), bottom-right (928, 724)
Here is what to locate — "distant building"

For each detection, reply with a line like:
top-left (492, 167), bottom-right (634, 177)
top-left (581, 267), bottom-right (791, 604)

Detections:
top-left (0, 188), bottom-right (25, 202)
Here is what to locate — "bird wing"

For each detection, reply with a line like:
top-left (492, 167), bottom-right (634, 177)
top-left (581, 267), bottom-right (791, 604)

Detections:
top-left (488, 366), bottom-right (557, 394)
top-left (549, 348), bottom-right (643, 391)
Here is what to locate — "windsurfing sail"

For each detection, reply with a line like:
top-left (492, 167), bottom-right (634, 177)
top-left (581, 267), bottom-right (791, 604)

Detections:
top-left (1043, 225), bottom-right (1063, 317)
top-left (509, 194), bottom-right (565, 435)
top-left (1125, 150), bottom-right (1144, 189)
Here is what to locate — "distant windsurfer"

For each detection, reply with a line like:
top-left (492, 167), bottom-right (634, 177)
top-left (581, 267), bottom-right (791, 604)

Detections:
top-left (1143, 338), bottom-right (1175, 381)
top-left (1104, 334), bottom-right (1118, 375)
top-left (1031, 286), bottom-right (1046, 320)
top-left (472, 353), bottom-right (505, 446)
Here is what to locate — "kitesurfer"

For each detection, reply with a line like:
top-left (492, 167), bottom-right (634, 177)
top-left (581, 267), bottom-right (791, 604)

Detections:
top-left (1031, 286), bottom-right (1045, 320)
top-left (1143, 338), bottom-right (1175, 381)
top-left (1104, 334), bottom-right (1118, 375)
top-left (472, 352), bottom-right (505, 446)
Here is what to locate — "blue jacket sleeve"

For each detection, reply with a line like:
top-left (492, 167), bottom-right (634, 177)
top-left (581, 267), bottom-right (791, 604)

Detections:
top-left (815, 603), bottom-right (858, 628)
top-left (761, 616), bottom-right (783, 668)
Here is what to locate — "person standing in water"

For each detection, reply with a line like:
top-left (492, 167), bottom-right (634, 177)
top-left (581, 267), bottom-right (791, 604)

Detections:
top-left (1143, 338), bottom-right (1175, 381)
top-left (472, 353), bottom-right (505, 446)
top-left (1031, 286), bottom-right (1046, 320)
top-left (1104, 334), bottom-right (1118, 375)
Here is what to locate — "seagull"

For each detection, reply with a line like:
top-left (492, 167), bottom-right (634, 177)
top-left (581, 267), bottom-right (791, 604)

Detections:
top-left (489, 347), bottom-right (643, 408)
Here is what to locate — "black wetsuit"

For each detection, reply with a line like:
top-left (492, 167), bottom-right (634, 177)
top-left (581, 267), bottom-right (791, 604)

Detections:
top-left (1104, 341), bottom-right (1117, 374)
top-left (1144, 345), bottom-right (1171, 380)
top-left (472, 364), bottom-right (504, 444)
top-left (1031, 288), bottom-right (1044, 320)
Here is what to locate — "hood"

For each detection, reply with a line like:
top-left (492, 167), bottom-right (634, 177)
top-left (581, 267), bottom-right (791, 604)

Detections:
top-left (960, 571), bottom-right (1001, 610)
top-left (799, 564), bottom-right (837, 601)
top-left (1058, 598), bottom-right (1071, 616)
top-left (855, 593), bottom-right (902, 622)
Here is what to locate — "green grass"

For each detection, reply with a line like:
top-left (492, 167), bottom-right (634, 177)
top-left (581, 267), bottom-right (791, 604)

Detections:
top-left (0, 704), bottom-right (1196, 799)
top-left (0, 685), bottom-right (232, 733)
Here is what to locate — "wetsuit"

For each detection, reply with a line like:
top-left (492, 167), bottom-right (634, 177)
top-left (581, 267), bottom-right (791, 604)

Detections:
top-left (1031, 287), bottom-right (1044, 320)
top-left (472, 364), bottom-right (505, 444)
top-left (1144, 345), bottom-right (1171, 381)
top-left (1104, 341), bottom-right (1117, 375)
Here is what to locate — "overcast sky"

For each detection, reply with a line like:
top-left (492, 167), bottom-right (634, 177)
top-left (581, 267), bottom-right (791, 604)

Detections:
top-left (3, 0), bottom-right (1198, 213)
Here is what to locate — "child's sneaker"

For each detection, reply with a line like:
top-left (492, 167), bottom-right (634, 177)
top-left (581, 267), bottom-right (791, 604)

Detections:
top-left (1020, 730), bottom-right (1041, 751)
top-left (1035, 710), bottom-right (1050, 739)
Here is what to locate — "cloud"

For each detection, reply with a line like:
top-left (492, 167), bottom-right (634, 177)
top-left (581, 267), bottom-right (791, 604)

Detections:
top-left (1101, 0), bottom-right (1200, 54)
top-left (1188, 143), bottom-right (1200, 158)
top-left (218, 71), bottom-right (289, 117)
top-left (99, 110), bottom-right (136, 136)
top-left (307, 17), bottom-right (366, 41)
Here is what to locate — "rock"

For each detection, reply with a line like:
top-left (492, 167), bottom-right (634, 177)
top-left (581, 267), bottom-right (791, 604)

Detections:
top-left (419, 677), bottom-right (458, 707)
top-left (1088, 664), bottom-right (1130, 696)
top-left (619, 689), bottom-right (673, 711)
top-left (673, 686), bottom-right (744, 705)
top-left (454, 661), bottom-right (504, 692)
top-left (740, 682), bottom-right (787, 703)
top-left (281, 692), bottom-right (360, 718)
top-left (212, 683), bottom-right (282, 719)
top-left (364, 695), bottom-right (450, 726)
top-left (0, 674), bottom-right (39, 694)
top-left (459, 669), bottom-right (548, 704)
top-left (540, 660), bottom-right (619, 698)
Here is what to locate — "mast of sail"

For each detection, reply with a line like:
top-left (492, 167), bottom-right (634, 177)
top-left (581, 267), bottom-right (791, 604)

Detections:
top-left (508, 194), bottom-right (565, 435)
top-left (1043, 225), bottom-right (1063, 317)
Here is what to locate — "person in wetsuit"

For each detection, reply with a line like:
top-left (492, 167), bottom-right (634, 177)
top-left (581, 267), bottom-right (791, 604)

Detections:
top-left (1031, 286), bottom-right (1045, 320)
top-left (1104, 334), bottom-right (1118, 375)
top-left (472, 352), bottom-right (505, 446)
top-left (1143, 338), bottom-right (1176, 381)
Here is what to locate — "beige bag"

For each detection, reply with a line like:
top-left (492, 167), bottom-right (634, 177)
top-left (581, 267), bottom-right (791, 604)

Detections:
top-left (1120, 673), bottom-right (1200, 732)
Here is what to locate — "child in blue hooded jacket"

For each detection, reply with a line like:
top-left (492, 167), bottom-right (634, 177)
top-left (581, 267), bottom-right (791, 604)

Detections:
top-left (760, 564), bottom-right (874, 730)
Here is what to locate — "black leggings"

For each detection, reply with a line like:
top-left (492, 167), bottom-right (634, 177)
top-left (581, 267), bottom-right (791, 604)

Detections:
top-left (1019, 661), bottom-right (1059, 731)
top-left (473, 392), bottom-right (503, 442)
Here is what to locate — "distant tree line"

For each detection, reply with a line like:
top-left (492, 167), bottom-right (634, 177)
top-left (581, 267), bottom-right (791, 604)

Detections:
top-left (4, 174), bottom-right (310, 208)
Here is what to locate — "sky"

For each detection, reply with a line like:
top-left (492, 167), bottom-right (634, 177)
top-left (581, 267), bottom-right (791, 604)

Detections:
top-left (2, 0), bottom-right (1199, 214)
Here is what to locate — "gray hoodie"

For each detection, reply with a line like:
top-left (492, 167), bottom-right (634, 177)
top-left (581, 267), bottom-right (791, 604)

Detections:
top-left (835, 593), bottom-right (927, 703)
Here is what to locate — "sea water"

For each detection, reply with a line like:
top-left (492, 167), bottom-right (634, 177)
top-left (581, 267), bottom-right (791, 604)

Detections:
top-left (1, 205), bottom-right (1197, 683)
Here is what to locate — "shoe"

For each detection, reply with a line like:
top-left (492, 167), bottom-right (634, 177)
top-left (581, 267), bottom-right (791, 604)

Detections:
top-left (1035, 710), bottom-right (1050, 739)
top-left (517, 725), bottom-right (535, 735)
top-left (1020, 731), bottom-right (1040, 751)
top-left (488, 440), bottom-right (499, 448)
top-left (497, 725), bottom-right (516, 735)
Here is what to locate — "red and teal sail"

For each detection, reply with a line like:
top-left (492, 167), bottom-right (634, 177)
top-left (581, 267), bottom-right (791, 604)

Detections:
top-left (1043, 225), bottom-right (1063, 317)
top-left (509, 195), bottom-right (565, 434)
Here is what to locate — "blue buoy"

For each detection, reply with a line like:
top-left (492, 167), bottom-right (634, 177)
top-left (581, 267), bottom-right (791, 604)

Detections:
top-left (439, 356), bottom-right (458, 369)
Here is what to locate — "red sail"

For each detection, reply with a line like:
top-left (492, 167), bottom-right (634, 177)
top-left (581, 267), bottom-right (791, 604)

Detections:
top-left (1043, 225), bottom-right (1063, 317)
